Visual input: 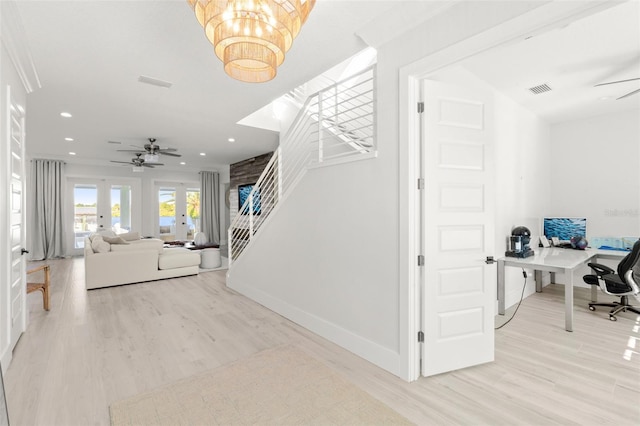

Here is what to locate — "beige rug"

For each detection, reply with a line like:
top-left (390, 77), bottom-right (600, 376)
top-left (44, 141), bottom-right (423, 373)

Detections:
top-left (110, 345), bottom-right (413, 425)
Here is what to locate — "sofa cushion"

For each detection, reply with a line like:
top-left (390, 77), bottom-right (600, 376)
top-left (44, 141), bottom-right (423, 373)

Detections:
top-left (158, 250), bottom-right (200, 270)
top-left (90, 235), bottom-right (110, 253)
top-left (103, 236), bottom-right (129, 245)
top-left (97, 229), bottom-right (117, 238)
top-left (111, 238), bottom-right (163, 253)
top-left (119, 231), bottom-right (141, 241)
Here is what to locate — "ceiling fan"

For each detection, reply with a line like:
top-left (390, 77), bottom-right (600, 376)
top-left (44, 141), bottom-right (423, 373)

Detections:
top-left (117, 138), bottom-right (182, 158)
top-left (594, 77), bottom-right (640, 100)
top-left (110, 153), bottom-right (164, 170)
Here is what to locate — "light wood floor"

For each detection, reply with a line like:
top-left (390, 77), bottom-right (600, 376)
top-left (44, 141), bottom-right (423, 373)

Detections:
top-left (5, 257), bottom-right (640, 425)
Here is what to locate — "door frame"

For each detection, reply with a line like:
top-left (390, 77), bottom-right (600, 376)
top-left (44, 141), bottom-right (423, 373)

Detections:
top-left (398, 2), bottom-right (615, 381)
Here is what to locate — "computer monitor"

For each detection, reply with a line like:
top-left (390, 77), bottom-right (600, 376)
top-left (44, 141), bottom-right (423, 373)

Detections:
top-left (543, 217), bottom-right (587, 241)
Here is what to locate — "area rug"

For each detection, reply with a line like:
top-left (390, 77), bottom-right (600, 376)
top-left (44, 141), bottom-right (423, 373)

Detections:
top-left (110, 345), bottom-right (413, 425)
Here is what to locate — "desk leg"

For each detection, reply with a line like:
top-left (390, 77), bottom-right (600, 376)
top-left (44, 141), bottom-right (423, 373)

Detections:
top-left (535, 270), bottom-right (542, 292)
top-left (565, 273), bottom-right (574, 332)
top-left (498, 259), bottom-right (505, 315)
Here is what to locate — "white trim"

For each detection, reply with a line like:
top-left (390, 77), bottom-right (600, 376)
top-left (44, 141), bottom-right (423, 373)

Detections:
top-left (228, 278), bottom-right (402, 375)
top-left (398, 0), bottom-right (618, 381)
top-left (0, 1), bottom-right (41, 93)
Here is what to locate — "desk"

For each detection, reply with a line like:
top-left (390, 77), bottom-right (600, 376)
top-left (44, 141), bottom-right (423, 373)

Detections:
top-left (497, 248), bottom-right (626, 332)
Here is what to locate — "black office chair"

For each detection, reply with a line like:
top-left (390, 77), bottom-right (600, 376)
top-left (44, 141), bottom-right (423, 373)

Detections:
top-left (583, 238), bottom-right (640, 321)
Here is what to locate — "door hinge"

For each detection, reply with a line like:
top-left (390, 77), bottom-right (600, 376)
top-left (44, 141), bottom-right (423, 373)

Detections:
top-left (417, 255), bottom-right (425, 266)
top-left (417, 102), bottom-right (424, 113)
top-left (418, 331), bottom-right (424, 342)
top-left (417, 178), bottom-right (424, 190)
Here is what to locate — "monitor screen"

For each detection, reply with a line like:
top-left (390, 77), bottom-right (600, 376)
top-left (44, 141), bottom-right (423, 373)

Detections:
top-left (543, 217), bottom-right (587, 241)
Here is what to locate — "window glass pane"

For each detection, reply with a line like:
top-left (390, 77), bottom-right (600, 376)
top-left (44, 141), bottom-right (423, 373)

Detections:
top-left (74, 184), bottom-right (97, 249)
top-left (186, 189), bottom-right (200, 240)
top-left (159, 188), bottom-right (176, 241)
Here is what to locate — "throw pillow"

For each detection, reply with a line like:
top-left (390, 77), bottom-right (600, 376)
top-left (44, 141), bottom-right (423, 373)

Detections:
top-left (103, 236), bottom-right (129, 245)
top-left (97, 229), bottom-right (117, 238)
top-left (119, 231), bottom-right (140, 241)
top-left (90, 235), bottom-right (110, 253)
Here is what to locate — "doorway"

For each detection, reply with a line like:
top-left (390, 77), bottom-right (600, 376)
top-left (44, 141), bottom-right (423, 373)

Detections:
top-left (155, 182), bottom-right (200, 242)
top-left (67, 178), bottom-right (140, 256)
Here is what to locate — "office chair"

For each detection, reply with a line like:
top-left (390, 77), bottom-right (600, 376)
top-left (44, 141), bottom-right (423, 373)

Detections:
top-left (583, 239), bottom-right (640, 321)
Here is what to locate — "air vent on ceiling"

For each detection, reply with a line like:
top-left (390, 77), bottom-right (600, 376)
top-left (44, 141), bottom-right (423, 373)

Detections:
top-left (528, 83), bottom-right (552, 95)
top-left (138, 75), bottom-right (173, 89)
top-left (107, 140), bottom-right (121, 144)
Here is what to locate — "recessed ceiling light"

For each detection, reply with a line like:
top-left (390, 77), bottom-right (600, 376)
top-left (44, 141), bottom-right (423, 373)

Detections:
top-left (69, 152), bottom-right (76, 156)
top-left (180, 162), bottom-right (186, 165)
top-left (228, 138), bottom-right (235, 143)
top-left (60, 112), bottom-right (72, 118)
top-left (65, 137), bottom-right (74, 141)
top-left (200, 153), bottom-right (206, 156)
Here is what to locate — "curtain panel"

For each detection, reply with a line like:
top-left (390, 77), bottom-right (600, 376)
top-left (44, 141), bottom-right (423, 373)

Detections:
top-left (200, 171), bottom-right (220, 244)
top-left (30, 159), bottom-right (66, 260)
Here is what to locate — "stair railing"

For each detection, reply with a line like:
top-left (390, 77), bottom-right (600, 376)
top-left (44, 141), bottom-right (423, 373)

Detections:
top-left (229, 66), bottom-right (376, 264)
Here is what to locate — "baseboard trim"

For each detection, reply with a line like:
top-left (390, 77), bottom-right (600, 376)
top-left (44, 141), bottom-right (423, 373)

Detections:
top-left (228, 280), bottom-right (402, 377)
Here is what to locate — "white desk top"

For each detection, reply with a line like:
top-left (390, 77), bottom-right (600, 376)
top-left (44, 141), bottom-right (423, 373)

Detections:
top-left (499, 247), bottom-right (627, 270)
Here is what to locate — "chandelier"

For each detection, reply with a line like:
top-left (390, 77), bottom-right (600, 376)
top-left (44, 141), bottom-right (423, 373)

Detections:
top-left (187, 0), bottom-right (316, 83)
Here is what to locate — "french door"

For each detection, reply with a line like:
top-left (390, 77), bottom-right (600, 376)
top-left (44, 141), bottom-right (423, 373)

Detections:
top-left (156, 182), bottom-right (200, 241)
top-left (67, 178), bottom-right (140, 256)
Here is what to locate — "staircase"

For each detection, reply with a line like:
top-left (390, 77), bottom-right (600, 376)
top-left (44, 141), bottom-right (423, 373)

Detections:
top-left (228, 66), bottom-right (376, 264)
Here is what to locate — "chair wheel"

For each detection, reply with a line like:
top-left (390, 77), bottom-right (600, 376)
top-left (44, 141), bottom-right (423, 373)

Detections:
top-left (609, 315), bottom-right (617, 321)
top-left (589, 306), bottom-right (596, 311)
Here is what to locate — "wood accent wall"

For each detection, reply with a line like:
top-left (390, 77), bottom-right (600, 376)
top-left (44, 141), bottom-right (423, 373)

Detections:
top-left (229, 152), bottom-right (274, 218)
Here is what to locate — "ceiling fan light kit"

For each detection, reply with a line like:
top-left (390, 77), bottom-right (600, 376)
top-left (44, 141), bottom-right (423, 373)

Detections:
top-left (187, 0), bottom-right (315, 83)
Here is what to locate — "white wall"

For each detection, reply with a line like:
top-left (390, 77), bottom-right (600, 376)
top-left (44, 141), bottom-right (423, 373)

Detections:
top-left (227, 1), bottom-right (551, 380)
top-left (547, 109), bottom-right (640, 285)
top-left (64, 163), bottom-right (229, 251)
top-left (550, 109), bottom-right (639, 237)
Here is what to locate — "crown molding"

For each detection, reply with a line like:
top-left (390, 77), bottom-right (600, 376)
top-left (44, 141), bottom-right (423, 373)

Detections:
top-left (1, 1), bottom-right (41, 93)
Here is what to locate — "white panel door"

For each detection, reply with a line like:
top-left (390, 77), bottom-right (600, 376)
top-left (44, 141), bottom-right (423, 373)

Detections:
top-left (8, 88), bottom-right (27, 350)
top-left (421, 80), bottom-right (495, 377)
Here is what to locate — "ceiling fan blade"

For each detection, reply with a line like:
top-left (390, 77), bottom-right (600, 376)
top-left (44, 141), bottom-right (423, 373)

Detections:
top-left (594, 77), bottom-right (640, 87)
top-left (617, 87), bottom-right (640, 100)
top-left (159, 152), bottom-right (181, 157)
top-left (158, 147), bottom-right (178, 152)
top-left (117, 149), bottom-right (147, 153)
top-left (110, 161), bottom-right (132, 165)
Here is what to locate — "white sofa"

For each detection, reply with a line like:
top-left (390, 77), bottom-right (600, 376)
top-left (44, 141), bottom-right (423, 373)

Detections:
top-left (84, 232), bottom-right (200, 290)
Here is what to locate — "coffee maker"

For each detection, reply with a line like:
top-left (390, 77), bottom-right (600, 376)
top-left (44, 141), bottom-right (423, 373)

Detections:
top-left (505, 226), bottom-right (534, 258)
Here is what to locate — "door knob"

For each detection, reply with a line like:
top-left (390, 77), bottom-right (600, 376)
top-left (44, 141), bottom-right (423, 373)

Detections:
top-left (21, 248), bottom-right (29, 255)
top-left (485, 256), bottom-right (495, 264)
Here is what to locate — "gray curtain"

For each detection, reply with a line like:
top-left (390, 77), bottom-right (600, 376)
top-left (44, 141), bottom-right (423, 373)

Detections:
top-left (30, 159), bottom-right (66, 260)
top-left (200, 171), bottom-right (220, 244)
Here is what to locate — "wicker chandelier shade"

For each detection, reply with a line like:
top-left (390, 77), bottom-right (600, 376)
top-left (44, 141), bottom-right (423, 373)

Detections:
top-left (187, 0), bottom-right (315, 83)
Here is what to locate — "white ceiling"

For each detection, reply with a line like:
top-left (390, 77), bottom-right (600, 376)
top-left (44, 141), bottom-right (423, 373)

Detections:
top-left (13, 1), bottom-right (640, 172)
top-left (458, 0), bottom-right (640, 124)
top-left (14, 0), bottom-right (401, 171)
